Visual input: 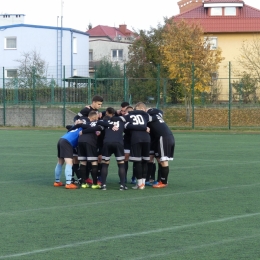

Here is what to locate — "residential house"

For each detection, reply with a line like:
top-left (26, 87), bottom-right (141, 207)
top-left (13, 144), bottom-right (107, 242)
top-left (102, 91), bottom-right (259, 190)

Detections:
top-left (0, 14), bottom-right (89, 85)
top-left (87, 24), bottom-right (136, 75)
top-left (174, 0), bottom-right (260, 98)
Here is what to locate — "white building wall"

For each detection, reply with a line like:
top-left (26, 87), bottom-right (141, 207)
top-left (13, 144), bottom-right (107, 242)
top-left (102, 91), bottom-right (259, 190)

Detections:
top-left (0, 24), bottom-right (89, 79)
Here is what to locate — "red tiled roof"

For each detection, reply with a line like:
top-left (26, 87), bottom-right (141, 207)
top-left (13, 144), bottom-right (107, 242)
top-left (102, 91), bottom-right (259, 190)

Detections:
top-left (174, 4), bottom-right (260, 32)
top-left (87, 25), bottom-right (134, 39)
top-left (204, 0), bottom-right (243, 2)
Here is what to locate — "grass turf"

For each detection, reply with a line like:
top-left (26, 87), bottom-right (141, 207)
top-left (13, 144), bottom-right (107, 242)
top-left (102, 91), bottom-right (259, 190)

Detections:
top-left (0, 129), bottom-right (260, 259)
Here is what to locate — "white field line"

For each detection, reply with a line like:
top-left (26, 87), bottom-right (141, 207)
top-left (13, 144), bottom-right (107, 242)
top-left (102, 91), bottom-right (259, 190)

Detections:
top-left (130, 233), bottom-right (260, 260)
top-left (1, 212), bottom-right (260, 259)
top-left (1, 183), bottom-right (260, 216)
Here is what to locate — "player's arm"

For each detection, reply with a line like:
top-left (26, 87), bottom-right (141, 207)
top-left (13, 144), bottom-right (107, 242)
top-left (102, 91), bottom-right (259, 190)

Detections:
top-left (124, 122), bottom-right (147, 131)
top-left (81, 124), bottom-right (104, 134)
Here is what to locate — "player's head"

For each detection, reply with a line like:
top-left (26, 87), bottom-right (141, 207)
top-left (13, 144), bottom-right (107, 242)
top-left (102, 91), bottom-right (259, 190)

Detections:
top-left (134, 102), bottom-right (147, 111)
top-left (91, 95), bottom-right (103, 110)
top-left (125, 106), bottom-right (134, 114)
top-left (105, 107), bottom-right (115, 117)
top-left (120, 101), bottom-right (130, 115)
top-left (88, 111), bottom-right (98, 121)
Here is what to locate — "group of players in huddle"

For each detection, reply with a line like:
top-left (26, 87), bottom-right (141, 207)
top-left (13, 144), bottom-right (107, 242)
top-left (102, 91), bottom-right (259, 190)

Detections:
top-left (54, 95), bottom-right (175, 190)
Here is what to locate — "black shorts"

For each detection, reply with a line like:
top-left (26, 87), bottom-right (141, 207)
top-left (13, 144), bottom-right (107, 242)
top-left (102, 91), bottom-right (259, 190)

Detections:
top-left (129, 142), bottom-right (150, 162)
top-left (97, 145), bottom-right (103, 156)
top-left (149, 139), bottom-right (157, 155)
top-left (154, 135), bottom-right (175, 161)
top-left (124, 139), bottom-right (131, 154)
top-left (102, 142), bottom-right (125, 161)
top-left (57, 138), bottom-right (74, 159)
top-left (73, 147), bottom-right (78, 157)
top-left (77, 142), bottom-right (98, 162)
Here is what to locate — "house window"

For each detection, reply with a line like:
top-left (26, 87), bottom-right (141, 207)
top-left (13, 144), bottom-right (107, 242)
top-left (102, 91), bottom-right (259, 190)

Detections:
top-left (73, 37), bottom-right (77, 53)
top-left (224, 7), bottom-right (236, 16)
top-left (211, 7), bottom-right (222, 16)
top-left (89, 50), bottom-right (93, 61)
top-left (204, 37), bottom-right (218, 50)
top-left (5, 69), bottom-right (17, 78)
top-left (112, 49), bottom-right (123, 61)
top-left (5, 37), bottom-right (17, 49)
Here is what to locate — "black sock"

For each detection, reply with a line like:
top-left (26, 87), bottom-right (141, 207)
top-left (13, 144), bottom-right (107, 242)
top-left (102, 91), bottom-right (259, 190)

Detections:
top-left (124, 161), bottom-right (128, 182)
top-left (151, 163), bottom-right (156, 181)
top-left (157, 164), bottom-right (162, 182)
top-left (161, 166), bottom-right (169, 184)
top-left (133, 162), bottom-right (142, 180)
top-left (91, 165), bottom-right (98, 185)
top-left (79, 164), bottom-right (86, 184)
top-left (86, 162), bottom-right (92, 179)
top-left (142, 161), bottom-right (147, 180)
top-left (98, 163), bottom-right (102, 178)
top-left (72, 163), bottom-right (80, 179)
top-left (118, 163), bottom-right (126, 185)
top-left (101, 164), bottom-right (109, 186)
top-left (147, 162), bottom-right (154, 181)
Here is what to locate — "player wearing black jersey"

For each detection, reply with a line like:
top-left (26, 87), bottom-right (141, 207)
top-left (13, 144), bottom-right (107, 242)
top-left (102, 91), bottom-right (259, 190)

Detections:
top-left (74, 95), bottom-right (103, 122)
top-left (97, 115), bottom-right (127, 190)
top-left (147, 108), bottom-right (175, 188)
top-left (77, 111), bottom-right (104, 189)
top-left (119, 102), bottom-right (151, 190)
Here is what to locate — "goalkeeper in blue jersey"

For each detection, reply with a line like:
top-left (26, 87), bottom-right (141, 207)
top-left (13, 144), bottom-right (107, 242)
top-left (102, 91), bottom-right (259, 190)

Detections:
top-left (54, 119), bottom-right (83, 189)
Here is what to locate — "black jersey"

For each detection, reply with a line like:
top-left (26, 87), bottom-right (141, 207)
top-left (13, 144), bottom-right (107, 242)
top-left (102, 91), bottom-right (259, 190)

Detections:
top-left (78, 121), bottom-right (103, 147)
top-left (147, 108), bottom-right (173, 138)
top-left (74, 106), bottom-right (98, 121)
top-left (97, 119), bottom-right (124, 145)
top-left (120, 110), bottom-right (151, 144)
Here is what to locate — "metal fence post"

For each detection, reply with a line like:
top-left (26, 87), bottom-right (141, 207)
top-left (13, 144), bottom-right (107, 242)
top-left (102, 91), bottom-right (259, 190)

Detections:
top-left (3, 67), bottom-right (6, 126)
top-left (94, 66), bottom-right (97, 95)
top-left (32, 67), bottom-right (36, 127)
top-left (124, 64), bottom-right (127, 101)
top-left (63, 65), bottom-right (66, 127)
top-left (87, 78), bottom-right (91, 104)
top-left (192, 62), bottom-right (195, 130)
top-left (156, 64), bottom-right (160, 109)
top-left (51, 78), bottom-right (55, 104)
top-left (228, 61), bottom-right (232, 130)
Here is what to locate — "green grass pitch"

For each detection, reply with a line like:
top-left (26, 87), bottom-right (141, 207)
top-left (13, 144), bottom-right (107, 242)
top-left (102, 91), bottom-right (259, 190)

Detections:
top-left (1, 129), bottom-right (260, 259)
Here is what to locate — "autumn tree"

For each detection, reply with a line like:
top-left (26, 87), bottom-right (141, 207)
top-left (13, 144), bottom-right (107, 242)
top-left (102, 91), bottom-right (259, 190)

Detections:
top-left (126, 24), bottom-right (183, 104)
top-left (160, 20), bottom-right (224, 121)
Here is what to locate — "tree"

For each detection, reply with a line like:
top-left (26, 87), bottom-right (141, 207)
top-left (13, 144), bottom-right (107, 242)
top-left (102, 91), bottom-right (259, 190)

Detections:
top-left (236, 35), bottom-right (260, 82)
top-left (232, 72), bottom-right (258, 103)
top-left (13, 50), bottom-right (49, 89)
top-left (126, 23), bottom-right (183, 104)
top-left (160, 20), bottom-right (224, 121)
top-left (94, 58), bottom-right (123, 102)
top-left (95, 58), bottom-right (122, 78)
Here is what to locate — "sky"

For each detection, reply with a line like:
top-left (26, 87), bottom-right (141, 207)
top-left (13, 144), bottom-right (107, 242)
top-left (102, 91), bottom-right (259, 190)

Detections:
top-left (1, 0), bottom-right (260, 32)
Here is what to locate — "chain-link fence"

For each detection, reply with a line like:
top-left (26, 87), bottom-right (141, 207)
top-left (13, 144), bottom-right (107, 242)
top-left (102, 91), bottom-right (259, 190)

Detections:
top-left (1, 62), bottom-right (260, 128)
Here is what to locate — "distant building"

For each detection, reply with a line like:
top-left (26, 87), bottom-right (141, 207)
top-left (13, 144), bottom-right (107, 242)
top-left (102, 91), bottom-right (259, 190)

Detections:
top-left (174, 0), bottom-right (260, 98)
top-left (0, 14), bottom-right (89, 85)
top-left (87, 24), bottom-right (137, 75)
top-left (0, 14), bottom-right (25, 26)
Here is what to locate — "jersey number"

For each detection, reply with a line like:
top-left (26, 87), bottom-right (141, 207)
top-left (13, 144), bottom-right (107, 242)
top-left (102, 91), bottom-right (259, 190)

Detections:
top-left (130, 115), bottom-right (145, 125)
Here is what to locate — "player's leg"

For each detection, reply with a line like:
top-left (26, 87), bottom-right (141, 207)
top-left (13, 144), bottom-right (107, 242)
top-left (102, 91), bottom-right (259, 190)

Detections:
top-left (153, 135), bottom-right (174, 188)
top-left (130, 143), bottom-right (144, 189)
top-left (54, 158), bottom-right (64, 186)
top-left (115, 143), bottom-right (127, 190)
